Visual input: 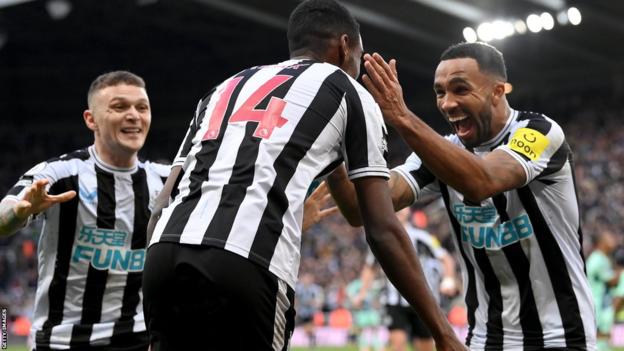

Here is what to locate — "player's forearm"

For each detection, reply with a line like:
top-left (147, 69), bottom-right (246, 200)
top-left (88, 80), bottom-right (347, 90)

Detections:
top-left (0, 200), bottom-right (27, 237)
top-left (394, 112), bottom-right (495, 202)
top-left (146, 166), bottom-right (182, 244)
top-left (355, 178), bottom-right (456, 342)
top-left (146, 186), bottom-right (169, 244)
top-left (327, 165), bottom-right (363, 226)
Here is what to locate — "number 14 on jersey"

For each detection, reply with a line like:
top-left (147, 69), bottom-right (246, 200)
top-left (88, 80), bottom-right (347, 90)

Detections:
top-left (203, 75), bottom-right (293, 140)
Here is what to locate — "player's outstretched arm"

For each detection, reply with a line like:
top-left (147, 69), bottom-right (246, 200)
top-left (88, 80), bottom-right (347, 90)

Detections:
top-left (0, 179), bottom-right (75, 237)
top-left (327, 164), bottom-right (415, 227)
top-left (146, 166), bottom-right (182, 244)
top-left (326, 165), bottom-right (361, 226)
top-left (302, 181), bottom-right (339, 232)
top-left (353, 176), bottom-right (467, 351)
top-left (362, 52), bottom-right (525, 203)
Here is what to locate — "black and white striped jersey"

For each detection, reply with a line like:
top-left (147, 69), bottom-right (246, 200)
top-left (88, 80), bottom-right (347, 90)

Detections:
top-left (4, 145), bottom-right (169, 349)
top-left (394, 109), bottom-right (596, 350)
top-left (151, 59), bottom-right (389, 288)
top-left (366, 225), bottom-right (445, 307)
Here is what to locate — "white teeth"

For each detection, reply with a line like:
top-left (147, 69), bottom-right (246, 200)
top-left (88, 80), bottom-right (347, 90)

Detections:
top-left (448, 116), bottom-right (468, 123)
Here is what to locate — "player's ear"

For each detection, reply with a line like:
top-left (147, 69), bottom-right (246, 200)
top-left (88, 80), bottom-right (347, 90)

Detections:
top-left (83, 109), bottom-right (97, 132)
top-left (491, 81), bottom-right (506, 106)
top-left (338, 34), bottom-right (349, 67)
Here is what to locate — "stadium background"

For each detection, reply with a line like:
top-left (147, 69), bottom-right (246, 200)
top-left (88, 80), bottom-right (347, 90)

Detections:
top-left (0, 0), bottom-right (623, 349)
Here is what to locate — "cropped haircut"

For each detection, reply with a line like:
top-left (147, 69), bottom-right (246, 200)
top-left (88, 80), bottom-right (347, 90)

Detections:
top-left (287, 0), bottom-right (360, 56)
top-left (87, 71), bottom-right (146, 108)
top-left (440, 42), bottom-right (507, 81)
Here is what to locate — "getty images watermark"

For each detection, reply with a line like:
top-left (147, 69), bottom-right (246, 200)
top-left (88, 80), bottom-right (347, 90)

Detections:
top-left (1, 307), bottom-right (6, 349)
top-left (0, 307), bottom-right (7, 350)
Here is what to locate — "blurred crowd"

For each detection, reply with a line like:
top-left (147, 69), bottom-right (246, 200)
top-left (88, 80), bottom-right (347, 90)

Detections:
top-left (1, 94), bottom-right (623, 346)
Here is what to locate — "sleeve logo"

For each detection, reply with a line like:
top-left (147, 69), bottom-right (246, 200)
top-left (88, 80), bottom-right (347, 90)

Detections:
top-left (508, 128), bottom-right (549, 160)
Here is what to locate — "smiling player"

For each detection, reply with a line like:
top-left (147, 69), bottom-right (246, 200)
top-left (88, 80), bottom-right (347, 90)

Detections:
top-left (328, 42), bottom-right (596, 350)
top-left (0, 71), bottom-right (169, 350)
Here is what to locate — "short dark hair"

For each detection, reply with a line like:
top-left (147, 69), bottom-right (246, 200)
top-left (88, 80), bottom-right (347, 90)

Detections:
top-left (287, 0), bottom-right (360, 56)
top-left (440, 42), bottom-right (507, 81)
top-left (87, 70), bottom-right (145, 107)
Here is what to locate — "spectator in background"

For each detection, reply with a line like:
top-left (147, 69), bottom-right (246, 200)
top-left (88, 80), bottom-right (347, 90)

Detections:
top-left (295, 272), bottom-right (325, 349)
top-left (346, 268), bottom-right (385, 351)
top-left (587, 230), bottom-right (621, 351)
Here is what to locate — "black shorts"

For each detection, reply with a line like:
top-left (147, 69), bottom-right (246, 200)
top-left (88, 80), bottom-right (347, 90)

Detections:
top-left (143, 242), bottom-right (296, 351)
top-left (385, 305), bottom-right (432, 339)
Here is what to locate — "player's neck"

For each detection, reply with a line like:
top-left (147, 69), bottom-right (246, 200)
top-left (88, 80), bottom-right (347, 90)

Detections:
top-left (290, 49), bottom-right (324, 62)
top-left (92, 143), bottom-right (137, 169)
top-left (489, 103), bottom-right (512, 140)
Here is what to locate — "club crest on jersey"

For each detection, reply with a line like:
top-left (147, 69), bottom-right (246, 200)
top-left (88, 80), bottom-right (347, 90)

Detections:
top-left (71, 226), bottom-right (145, 272)
top-left (453, 204), bottom-right (534, 250)
top-left (380, 124), bottom-right (389, 156)
top-left (79, 186), bottom-right (98, 204)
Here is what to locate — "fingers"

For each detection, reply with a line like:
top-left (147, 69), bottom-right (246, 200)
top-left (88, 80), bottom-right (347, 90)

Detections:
top-left (361, 74), bottom-right (381, 100)
top-left (363, 55), bottom-right (387, 91)
top-left (321, 193), bottom-right (332, 206)
top-left (318, 206), bottom-right (339, 220)
top-left (13, 200), bottom-right (33, 220)
top-left (21, 185), bottom-right (34, 202)
top-left (308, 181), bottom-right (329, 201)
top-left (48, 190), bottom-right (76, 203)
top-left (33, 179), bottom-right (49, 194)
top-left (371, 52), bottom-right (397, 84)
top-left (389, 59), bottom-right (398, 79)
top-left (365, 53), bottom-right (395, 89)
top-left (23, 179), bottom-right (50, 202)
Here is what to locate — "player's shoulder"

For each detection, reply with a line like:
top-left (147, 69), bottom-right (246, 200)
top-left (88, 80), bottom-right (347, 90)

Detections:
top-left (33, 147), bottom-right (91, 174)
top-left (46, 147), bottom-right (91, 164)
top-left (512, 110), bottom-right (564, 136)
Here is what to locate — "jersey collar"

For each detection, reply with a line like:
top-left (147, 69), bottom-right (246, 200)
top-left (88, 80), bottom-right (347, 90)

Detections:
top-left (89, 145), bottom-right (138, 174)
top-left (474, 108), bottom-right (517, 151)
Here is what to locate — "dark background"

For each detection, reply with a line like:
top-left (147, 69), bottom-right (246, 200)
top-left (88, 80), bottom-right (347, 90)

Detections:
top-left (0, 0), bottom-right (623, 193)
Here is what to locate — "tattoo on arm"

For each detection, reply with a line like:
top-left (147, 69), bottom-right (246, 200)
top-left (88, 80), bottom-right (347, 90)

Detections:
top-left (0, 201), bottom-right (27, 237)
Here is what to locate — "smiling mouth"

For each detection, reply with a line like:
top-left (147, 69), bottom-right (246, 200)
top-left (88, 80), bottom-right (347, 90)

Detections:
top-left (121, 128), bottom-right (142, 134)
top-left (448, 115), bottom-right (468, 132)
top-left (448, 115), bottom-right (474, 138)
top-left (448, 115), bottom-right (468, 123)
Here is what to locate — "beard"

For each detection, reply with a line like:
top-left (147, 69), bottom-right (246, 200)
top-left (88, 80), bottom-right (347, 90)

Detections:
top-left (450, 105), bottom-right (493, 149)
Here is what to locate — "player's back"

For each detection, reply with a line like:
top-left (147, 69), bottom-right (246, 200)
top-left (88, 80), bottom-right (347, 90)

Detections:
top-left (151, 58), bottom-right (389, 288)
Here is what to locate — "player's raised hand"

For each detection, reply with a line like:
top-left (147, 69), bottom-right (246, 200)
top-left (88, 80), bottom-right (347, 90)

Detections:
top-left (14, 179), bottom-right (76, 219)
top-left (302, 181), bottom-right (339, 232)
top-left (362, 53), bottom-right (411, 127)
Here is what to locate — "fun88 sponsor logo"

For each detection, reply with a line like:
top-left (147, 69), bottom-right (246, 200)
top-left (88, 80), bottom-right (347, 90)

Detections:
top-left (453, 204), bottom-right (534, 249)
top-left (72, 226), bottom-right (145, 272)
